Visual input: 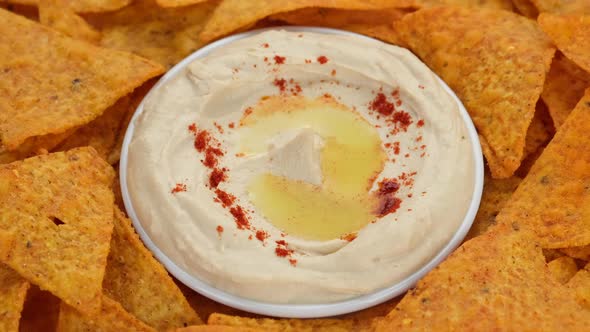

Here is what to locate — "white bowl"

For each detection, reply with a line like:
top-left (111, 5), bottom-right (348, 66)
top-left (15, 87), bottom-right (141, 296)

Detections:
top-left (119, 26), bottom-right (484, 318)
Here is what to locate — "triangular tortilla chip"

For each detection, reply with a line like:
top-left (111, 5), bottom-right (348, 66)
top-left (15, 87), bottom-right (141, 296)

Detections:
top-left (496, 89), bottom-right (590, 248)
top-left (0, 129), bottom-right (78, 165)
top-left (85, 0), bottom-right (216, 68)
top-left (464, 174), bottom-right (521, 241)
top-left (19, 286), bottom-right (61, 332)
top-left (199, 0), bottom-right (415, 42)
top-left (374, 229), bottom-right (590, 330)
top-left (39, 1), bottom-right (101, 43)
top-left (0, 147), bottom-right (115, 315)
top-left (530, 0), bottom-right (590, 14)
top-left (0, 9), bottom-right (164, 152)
top-left (398, 6), bottom-right (554, 178)
top-left (541, 53), bottom-right (590, 130)
top-left (156, 0), bottom-right (209, 7)
top-left (103, 207), bottom-right (202, 329)
top-left (57, 295), bottom-right (155, 332)
top-left (0, 265), bottom-right (30, 332)
top-left (208, 313), bottom-right (355, 331)
top-left (567, 263), bottom-right (590, 310)
top-left (3, 0), bottom-right (132, 12)
top-left (539, 13), bottom-right (590, 76)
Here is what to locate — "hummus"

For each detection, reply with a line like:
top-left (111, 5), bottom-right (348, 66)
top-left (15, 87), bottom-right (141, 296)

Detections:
top-left (127, 30), bottom-right (475, 303)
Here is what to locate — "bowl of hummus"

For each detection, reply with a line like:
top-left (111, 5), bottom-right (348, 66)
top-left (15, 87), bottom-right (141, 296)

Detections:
top-left (120, 27), bottom-right (484, 318)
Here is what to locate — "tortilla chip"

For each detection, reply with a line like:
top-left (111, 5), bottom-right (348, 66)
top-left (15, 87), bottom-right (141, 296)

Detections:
top-left (560, 245), bottom-right (590, 261)
top-left (177, 283), bottom-right (254, 323)
top-left (54, 96), bottom-right (132, 160)
top-left (530, 0), bottom-right (590, 14)
top-left (38, 1), bottom-right (101, 43)
top-left (0, 129), bottom-right (77, 165)
top-left (548, 256), bottom-right (579, 284)
top-left (103, 207), bottom-right (202, 329)
top-left (539, 13), bottom-right (590, 74)
top-left (0, 147), bottom-right (115, 315)
top-left (543, 248), bottom-right (565, 262)
top-left (0, 265), bottom-right (30, 332)
top-left (199, 0), bottom-right (414, 43)
top-left (398, 7), bottom-right (555, 179)
top-left (495, 89), bottom-right (590, 248)
top-left (156, 0), bottom-right (209, 7)
top-left (419, 0), bottom-right (513, 10)
top-left (542, 53), bottom-right (590, 130)
top-left (465, 174), bottom-right (521, 241)
top-left (375, 229), bottom-right (590, 330)
top-left (107, 79), bottom-right (156, 165)
top-left (208, 313), bottom-right (355, 331)
top-left (85, 0), bottom-right (216, 69)
top-left (567, 263), bottom-right (590, 310)
top-left (512, 0), bottom-right (539, 17)
top-left (19, 286), bottom-right (61, 332)
top-left (1, 0), bottom-right (132, 13)
top-left (57, 295), bottom-right (155, 332)
top-left (178, 326), bottom-right (262, 332)
top-left (0, 9), bottom-right (164, 152)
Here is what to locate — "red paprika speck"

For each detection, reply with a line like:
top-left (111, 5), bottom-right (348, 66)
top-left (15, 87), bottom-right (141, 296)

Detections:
top-left (304, 59), bottom-right (312, 64)
top-left (230, 206), bottom-right (250, 230)
top-left (393, 142), bottom-right (400, 155)
top-left (171, 183), bottom-right (187, 194)
top-left (317, 55), bottom-right (328, 64)
top-left (377, 196), bottom-right (402, 217)
top-left (393, 110), bottom-right (412, 127)
top-left (215, 189), bottom-right (235, 208)
top-left (262, 43), bottom-right (269, 48)
top-left (209, 168), bottom-right (226, 188)
top-left (341, 233), bottom-right (357, 242)
top-left (331, 69), bottom-right (336, 76)
top-left (216, 225), bottom-right (224, 235)
top-left (417, 119), bottom-right (425, 127)
top-left (289, 259), bottom-right (297, 266)
top-left (194, 131), bottom-right (209, 152)
top-left (275, 247), bottom-right (293, 257)
top-left (273, 78), bottom-right (287, 92)
top-left (276, 240), bottom-right (286, 246)
top-left (378, 179), bottom-right (400, 195)
top-left (204, 152), bottom-right (217, 168)
top-left (188, 123), bottom-right (197, 134)
top-left (228, 122), bottom-right (235, 129)
top-left (255, 230), bottom-right (269, 242)
top-left (369, 93), bottom-right (395, 116)
top-left (274, 55), bottom-right (286, 64)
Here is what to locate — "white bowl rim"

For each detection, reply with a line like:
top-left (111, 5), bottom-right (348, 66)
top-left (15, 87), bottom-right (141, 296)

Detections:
top-left (119, 26), bottom-right (485, 319)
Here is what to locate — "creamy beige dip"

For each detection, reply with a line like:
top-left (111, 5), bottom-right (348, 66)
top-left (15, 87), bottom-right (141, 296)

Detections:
top-left (127, 30), bottom-right (474, 303)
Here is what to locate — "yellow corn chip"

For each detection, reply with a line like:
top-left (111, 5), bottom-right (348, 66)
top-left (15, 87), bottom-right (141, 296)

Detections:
top-left (567, 263), bottom-right (590, 310)
top-left (199, 0), bottom-right (414, 43)
top-left (0, 229), bottom-right (15, 261)
top-left (107, 79), bottom-right (156, 165)
top-left (0, 129), bottom-right (77, 165)
top-left (539, 13), bottom-right (590, 74)
top-left (0, 9), bottom-right (164, 152)
top-left (419, 0), bottom-right (513, 10)
top-left (57, 295), bottom-right (155, 332)
top-left (465, 174), bottom-right (521, 241)
top-left (0, 147), bottom-right (115, 315)
top-left (156, 0), bottom-right (209, 7)
top-left (560, 245), bottom-right (590, 261)
top-left (548, 256), bottom-right (579, 284)
top-left (398, 7), bottom-right (554, 179)
top-left (496, 89), bottom-right (590, 248)
top-left (208, 313), bottom-right (355, 331)
top-left (531, 0), bottom-right (590, 14)
top-left (85, 0), bottom-right (216, 68)
top-left (178, 326), bottom-right (262, 332)
top-left (542, 53), bottom-right (590, 130)
top-left (0, 265), bottom-right (30, 332)
top-left (374, 229), bottom-right (590, 330)
top-left (39, 1), bottom-right (101, 43)
top-left (1, 0), bottom-right (132, 13)
top-left (19, 286), bottom-right (61, 332)
top-left (54, 96), bottom-right (133, 160)
top-left (103, 207), bottom-right (202, 329)
top-left (512, 0), bottom-right (539, 17)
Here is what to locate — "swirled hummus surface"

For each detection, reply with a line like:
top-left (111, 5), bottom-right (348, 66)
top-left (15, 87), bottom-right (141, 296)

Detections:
top-left (127, 30), bottom-right (475, 303)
